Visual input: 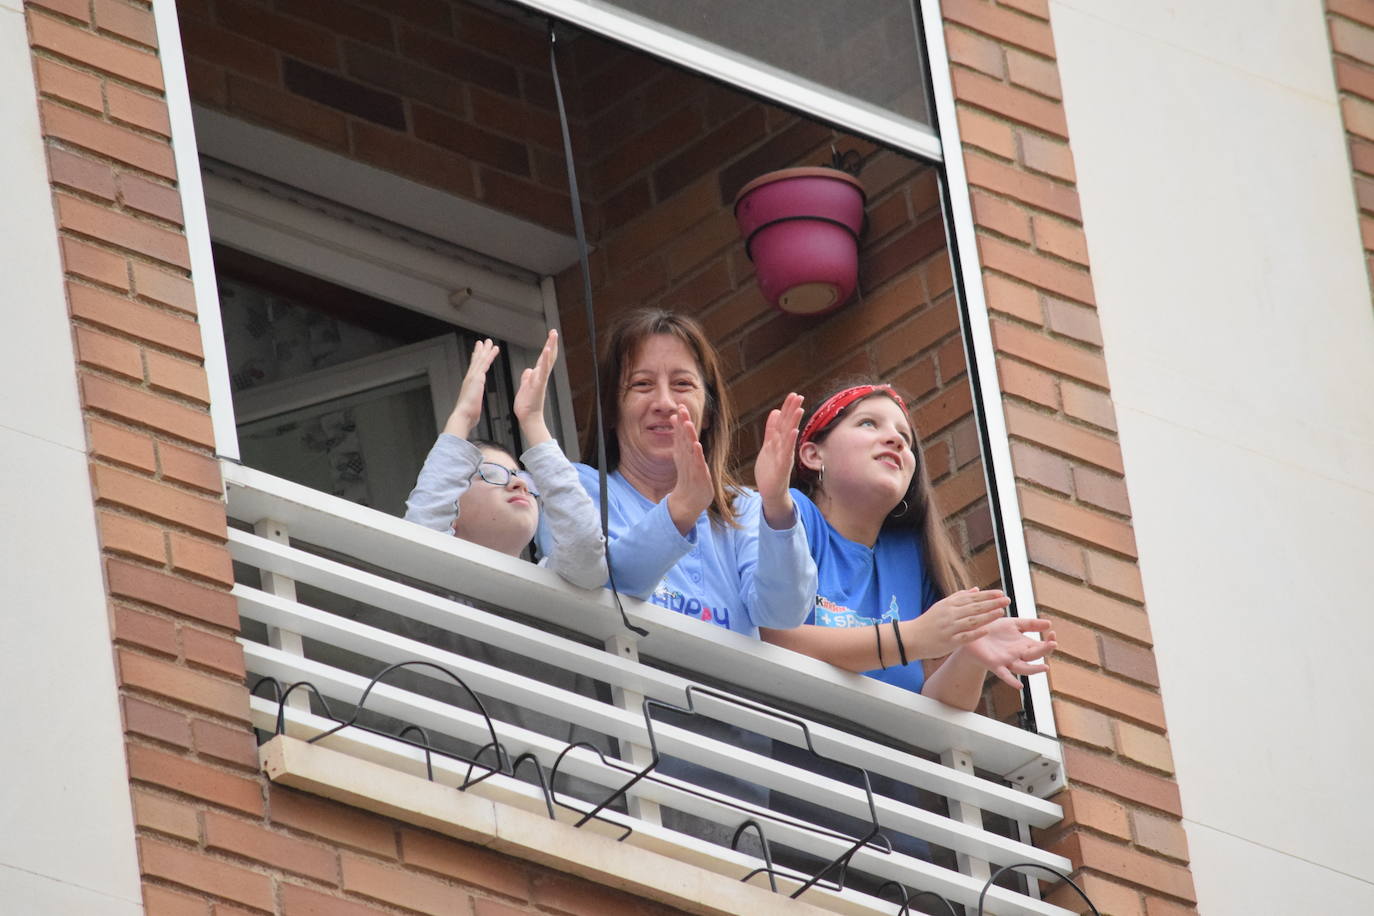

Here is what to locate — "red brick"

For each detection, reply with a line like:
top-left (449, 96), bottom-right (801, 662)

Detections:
top-left (57, 194), bottom-right (190, 269)
top-left (993, 318), bottom-right (1107, 387)
top-left (891, 356), bottom-right (939, 402)
top-left (128, 740), bottom-right (262, 814)
top-left (284, 0), bottom-right (395, 50)
top-left (1352, 138), bottom-right (1374, 176)
top-left (1051, 831), bottom-right (1196, 903)
top-left (1341, 95), bottom-right (1374, 142)
top-left (132, 262), bottom-right (196, 313)
top-left (93, 0), bottom-right (158, 46)
top-left (62, 236), bottom-right (130, 289)
top-left (1117, 722), bottom-right (1176, 775)
top-left (933, 462), bottom-right (988, 516)
top-left (138, 836), bottom-right (274, 911)
top-left (1085, 550), bottom-right (1145, 603)
top-left (179, 16), bottom-right (277, 84)
top-left (98, 508), bottom-right (166, 562)
top-left (34, 57), bottom-right (103, 112)
top-left (92, 463), bottom-right (226, 538)
top-left (942, 0), bottom-right (1057, 57)
top-left (75, 324), bottom-right (143, 380)
top-left (983, 272), bottom-right (1042, 324)
top-left (1047, 873), bottom-right (1143, 916)
top-left (1053, 787), bottom-right (1130, 839)
top-left (29, 12), bottom-right (164, 89)
top-left (119, 172), bottom-right (184, 224)
top-left (1051, 663), bottom-right (1165, 730)
top-left (1010, 440), bottom-right (1072, 494)
top-left (341, 853), bottom-right (471, 915)
top-left (1100, 635), bottom-right (1159, 688)
top-left (218, 0), bottom-right (339, 68)
top-left (1000, 0), bottom-right (1051, 19)
top-left (226, 74), bottom-right (350, 150)
top-left (1061, 381), bottom-right (1118, 433)
top-left (40, 99), bottom-right (176, 178)
top-left (1020, 131), bottom-right (1078, 182)
top-left (1332, 16), bottom-right (1374, 62)
top-left (971, 189), bottom-right (1031, 242)
top-left (81, 373), bottom-right (214, 447)
top-left (269, 789), bottom-right (398, 858)
top-left (1007, 48), bottom-right (1062, 99)
top-left (351, 120), bottom-right (475, 198)
top-left (531, 872), bottom-right (658, 916)
top-left (28, 0), bottom-right (92, 23)
top-left (912, 377), bottom-right (974, 436)
top-left (965, 151), bottom-right (1081, 221)
top-left (981, 237), bottom-right (1096, 306)
top-left (113, 603), bottom-right (179, 655)
top-left (1033, 570), bottom-right (1152, 644)
top-left (1043, 298), bottom-right (1102, 348)
top-left (952, 68), bottom-right (1068, 139)
top-left (998, 358), bottom-right (1059, 409)
top-left (1018, 485), bottom-right (1137, 557)
top-left (182, 625), bottom-right (246, 677)
top-left (119, 649), bottom-right (250, 723)
top-left (1025, 526), bottom-right (1086, 579)
top-left (106, 556), bottom-right (239, 628)
top-left (132, 788), bottom-right (201, 842)
top-left (88, 417), bottom-right (156, 470)
top-left (1063, 747), bottom-right (1182, 818)
top-left (1033, 219), bottom-right (1090, 272)
top-left (192, 717), bottom-right (259, 770)
top-left (123, 694), bottom-right (193, 747)
top-left (1073, 465), bottom-right (1131, 515)
top-left (947, 28), bottom-right (1006, 79)
top-left (105, 81), bottom-right (171, 136)
top-left (1039, 613), bottom-right (1101, 666)
top-left (205, 810), bottom-right (340, 883)
top-left (1051, 698), bottom-right (1115, 751)
top-left (663, 208), bottom-right (739, 278)
top-left (1145, 896), bottom-right (1198, 916)
top-left (143, 883), bottom-right (211, 916)
top-left (145, 350), bottom-right (210, 404)
top-left (874, 300), bottom-right (962, 371)
top-left (158, 442), bottom-right (223, 494)
top-left (69, 282), bottom-right (201, 356)
top-left (280, 883), bottom-right (390, 916)
top-left (607, 177), bottom-right (720, 270)
top-left (46, 145), bottom-right (117, 200)
top-left (399, 830), bottom-right (529, 899)
top-left (1004, 402), bottom-right (1124, 474)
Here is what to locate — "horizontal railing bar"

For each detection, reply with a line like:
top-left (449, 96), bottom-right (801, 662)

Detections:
top-left (228, 523), bottom-right (1061, 824)
top-left (236, 586), bottom-right (1064, 872)
top-left (224, 461), bottom-right (1061, 782)
top-left (244, 647), bottom-right (1071, 915)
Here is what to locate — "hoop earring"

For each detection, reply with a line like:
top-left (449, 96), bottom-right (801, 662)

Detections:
top-left (818, 464), bottom-right (825, 485)
top-left (892, 499), bottom-right (909, 518)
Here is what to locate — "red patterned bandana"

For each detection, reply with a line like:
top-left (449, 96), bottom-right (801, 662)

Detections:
top-left (798, 384), bottom-right (908, 447)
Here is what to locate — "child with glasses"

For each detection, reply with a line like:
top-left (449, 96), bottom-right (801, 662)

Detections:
top-left (405, 329), bottom-right (606, 586)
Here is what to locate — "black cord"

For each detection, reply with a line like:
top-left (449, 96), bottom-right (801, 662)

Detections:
top-left (874, 623), bottom-right (887, 670)
top-left (891, 617), bottom-right (909, 667)
top-left (548, 22), bottom-right (647, 637)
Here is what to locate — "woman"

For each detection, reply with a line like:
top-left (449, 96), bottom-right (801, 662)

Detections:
top-left (537, 307), bottom-right (816, 847)
top-left (761, 380), bottom-right (1056, 886)
top-left (542, 308), bottom-right (815, 635)
top-left (761, 381), bottom-right (1055, 705)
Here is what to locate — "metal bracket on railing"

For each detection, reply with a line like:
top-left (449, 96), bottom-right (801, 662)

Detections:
top-left (1006, 755), bottom-right (1065, 798)
top-left (253, 660), bottom-right (558, 813)
top-left (875, 880), bottom-right (959, 916)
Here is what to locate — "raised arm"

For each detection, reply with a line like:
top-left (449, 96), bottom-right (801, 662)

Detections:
top-left (403, 339), bottom-right (499, 531)
top-left (515, 330), bottom-right (608, 589)
top-left (921, 616), bottom-right (1057, 711)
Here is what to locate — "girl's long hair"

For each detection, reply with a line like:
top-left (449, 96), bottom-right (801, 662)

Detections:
top-left (583, 308), bottom-right (743, 528)
top-left (794, 379), bottom-right (969, 596)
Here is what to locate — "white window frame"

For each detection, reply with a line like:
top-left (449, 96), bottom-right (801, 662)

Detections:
top-left (152, 0), bottom-right (1052, 733)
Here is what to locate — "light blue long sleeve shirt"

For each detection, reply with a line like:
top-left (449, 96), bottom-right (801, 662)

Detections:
top-left (538, 464), bottom-right (816, 637)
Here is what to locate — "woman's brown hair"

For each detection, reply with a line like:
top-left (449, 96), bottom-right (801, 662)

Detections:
top-left (583, 308), bottom-right (743, 528)
top-left (793, 379), bottom-right (969, 596)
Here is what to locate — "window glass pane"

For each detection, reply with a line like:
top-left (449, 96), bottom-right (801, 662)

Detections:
top-left (585, 0), bottom-right (930, 127)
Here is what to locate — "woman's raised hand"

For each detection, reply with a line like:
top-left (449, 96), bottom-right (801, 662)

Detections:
top-left (513, 329), bottom-right (558, 447)
top-left (904, 587), bottom-right (1011, 659)
top-left (962, 617), bottom-right (1057, 689)
top-left (755, 392), bottom-right (804, 529)
top-left (443, 338), bottom-right (500, 438)
top-left (666, 404), bottom-right (712, 536)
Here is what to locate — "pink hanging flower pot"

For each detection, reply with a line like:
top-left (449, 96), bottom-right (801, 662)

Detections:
top-left (734, 165), bottom-right (867, 316)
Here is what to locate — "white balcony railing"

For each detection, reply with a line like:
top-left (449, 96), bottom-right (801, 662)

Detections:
top-left (224, 460), bottom-right (1072, 916)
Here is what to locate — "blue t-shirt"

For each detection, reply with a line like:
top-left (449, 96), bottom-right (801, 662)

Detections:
top-left (793, 489), bottom-right (942, 694)
top-left (535, 465), bottom-right (815, 638)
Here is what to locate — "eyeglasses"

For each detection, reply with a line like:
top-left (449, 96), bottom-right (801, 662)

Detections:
top-left (473, 461), bottom-right (540, 498)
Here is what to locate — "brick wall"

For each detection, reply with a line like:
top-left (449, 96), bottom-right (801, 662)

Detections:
top-left (1327, 0), bottom-right (1374, 297)
top-left (940, 0), bottom-right (1198, 912)
top-left (24, 0), bottom-right (694, 912)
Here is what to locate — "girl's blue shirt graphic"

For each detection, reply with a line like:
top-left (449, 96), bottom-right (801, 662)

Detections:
top-left (792, 488), bottom-right (942, 694)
